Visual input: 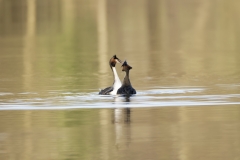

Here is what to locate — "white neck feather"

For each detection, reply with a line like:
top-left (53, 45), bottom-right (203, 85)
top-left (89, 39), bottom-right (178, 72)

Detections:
top-left (112, 67), bottom-right (121, 83)
top-left (110, 67), bottom-right (122, 95)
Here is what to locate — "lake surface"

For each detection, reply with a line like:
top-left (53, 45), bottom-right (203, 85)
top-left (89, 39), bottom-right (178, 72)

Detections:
top-left (0, 0), bottom-right (240, 159)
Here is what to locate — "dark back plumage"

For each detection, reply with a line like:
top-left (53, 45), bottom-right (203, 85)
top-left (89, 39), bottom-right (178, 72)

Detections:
top-left (117, 85), bottom-right (136, 95)
top-left (99, 86), bottom-right (113, 95)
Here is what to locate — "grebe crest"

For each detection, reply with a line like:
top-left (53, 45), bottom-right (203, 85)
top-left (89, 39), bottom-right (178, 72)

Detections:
top-left (99, 55), bottom-right (122, 95)
top-left (117, 60), bottom-right (136, 95)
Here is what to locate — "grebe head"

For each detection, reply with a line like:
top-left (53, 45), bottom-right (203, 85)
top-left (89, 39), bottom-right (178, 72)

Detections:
top-left (109, 55), bottom-right (122, 67)
top-left (121, 60), bottom-right (132, 71)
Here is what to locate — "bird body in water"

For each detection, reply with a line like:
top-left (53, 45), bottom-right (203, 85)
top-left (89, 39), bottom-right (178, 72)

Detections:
top-left (99, 55), bottom-right (122, 95)
top-left (117, 61), bottom-right (136, 95)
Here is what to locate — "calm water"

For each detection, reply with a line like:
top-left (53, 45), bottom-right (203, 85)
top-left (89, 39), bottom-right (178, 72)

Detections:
top-left (0, 0), bottom-right (240, 159)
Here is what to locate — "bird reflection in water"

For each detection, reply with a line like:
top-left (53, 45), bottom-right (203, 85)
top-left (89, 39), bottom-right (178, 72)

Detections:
top-left (112, 95), bottom-right (132, 148)
top-left (112, 95), bottom-right (131, 123)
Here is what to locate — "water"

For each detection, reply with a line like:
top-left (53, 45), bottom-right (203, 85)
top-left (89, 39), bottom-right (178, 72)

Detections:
top-left (1, 86), bottom-right (240, 109)
top-left (1, 0), bottom-right (240, 159)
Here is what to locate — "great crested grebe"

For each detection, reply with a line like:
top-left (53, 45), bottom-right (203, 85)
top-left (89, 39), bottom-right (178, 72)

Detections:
top-left (99, 55), bottom-right (122, 95)
top-left (117, 60), bottom-right (136, 95)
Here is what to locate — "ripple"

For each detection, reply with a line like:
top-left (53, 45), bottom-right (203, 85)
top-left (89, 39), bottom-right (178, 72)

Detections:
top-left (0, 92), bottom-right (14, 96)
top-left (0, 87), bottom-right (239, 110)
top-left (138, 88), bottom-right (205, 95)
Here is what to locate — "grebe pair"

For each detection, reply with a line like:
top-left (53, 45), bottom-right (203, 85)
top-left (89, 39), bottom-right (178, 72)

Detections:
top-left (99, 55), bottom-right (136, 95)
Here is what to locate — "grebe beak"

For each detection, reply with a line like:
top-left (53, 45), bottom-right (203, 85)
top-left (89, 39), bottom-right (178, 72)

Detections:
top-left (116, 58), bottom-right (122, 63)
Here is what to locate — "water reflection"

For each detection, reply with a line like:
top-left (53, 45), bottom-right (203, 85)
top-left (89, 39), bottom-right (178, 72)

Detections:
top-left (0, 106), bottom-right (239, 160)
top-left (112, 96), bottom-right (131, 123)
top-left (0, 0), bottom-right (240, 160)
top-left (0, 0), bottom-right (240, 92)
top-left (112, 96), bottom-right (131, 150)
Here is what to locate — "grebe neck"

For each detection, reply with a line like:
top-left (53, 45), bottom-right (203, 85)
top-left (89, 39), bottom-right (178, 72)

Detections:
top-left (123, 70), bottom-right (131, 86)
top-left (112, 67), bottom-right (121, 82)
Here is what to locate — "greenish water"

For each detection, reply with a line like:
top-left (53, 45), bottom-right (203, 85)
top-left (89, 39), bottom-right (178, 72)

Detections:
top-left (0, 0), bottom-right (240, 159)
